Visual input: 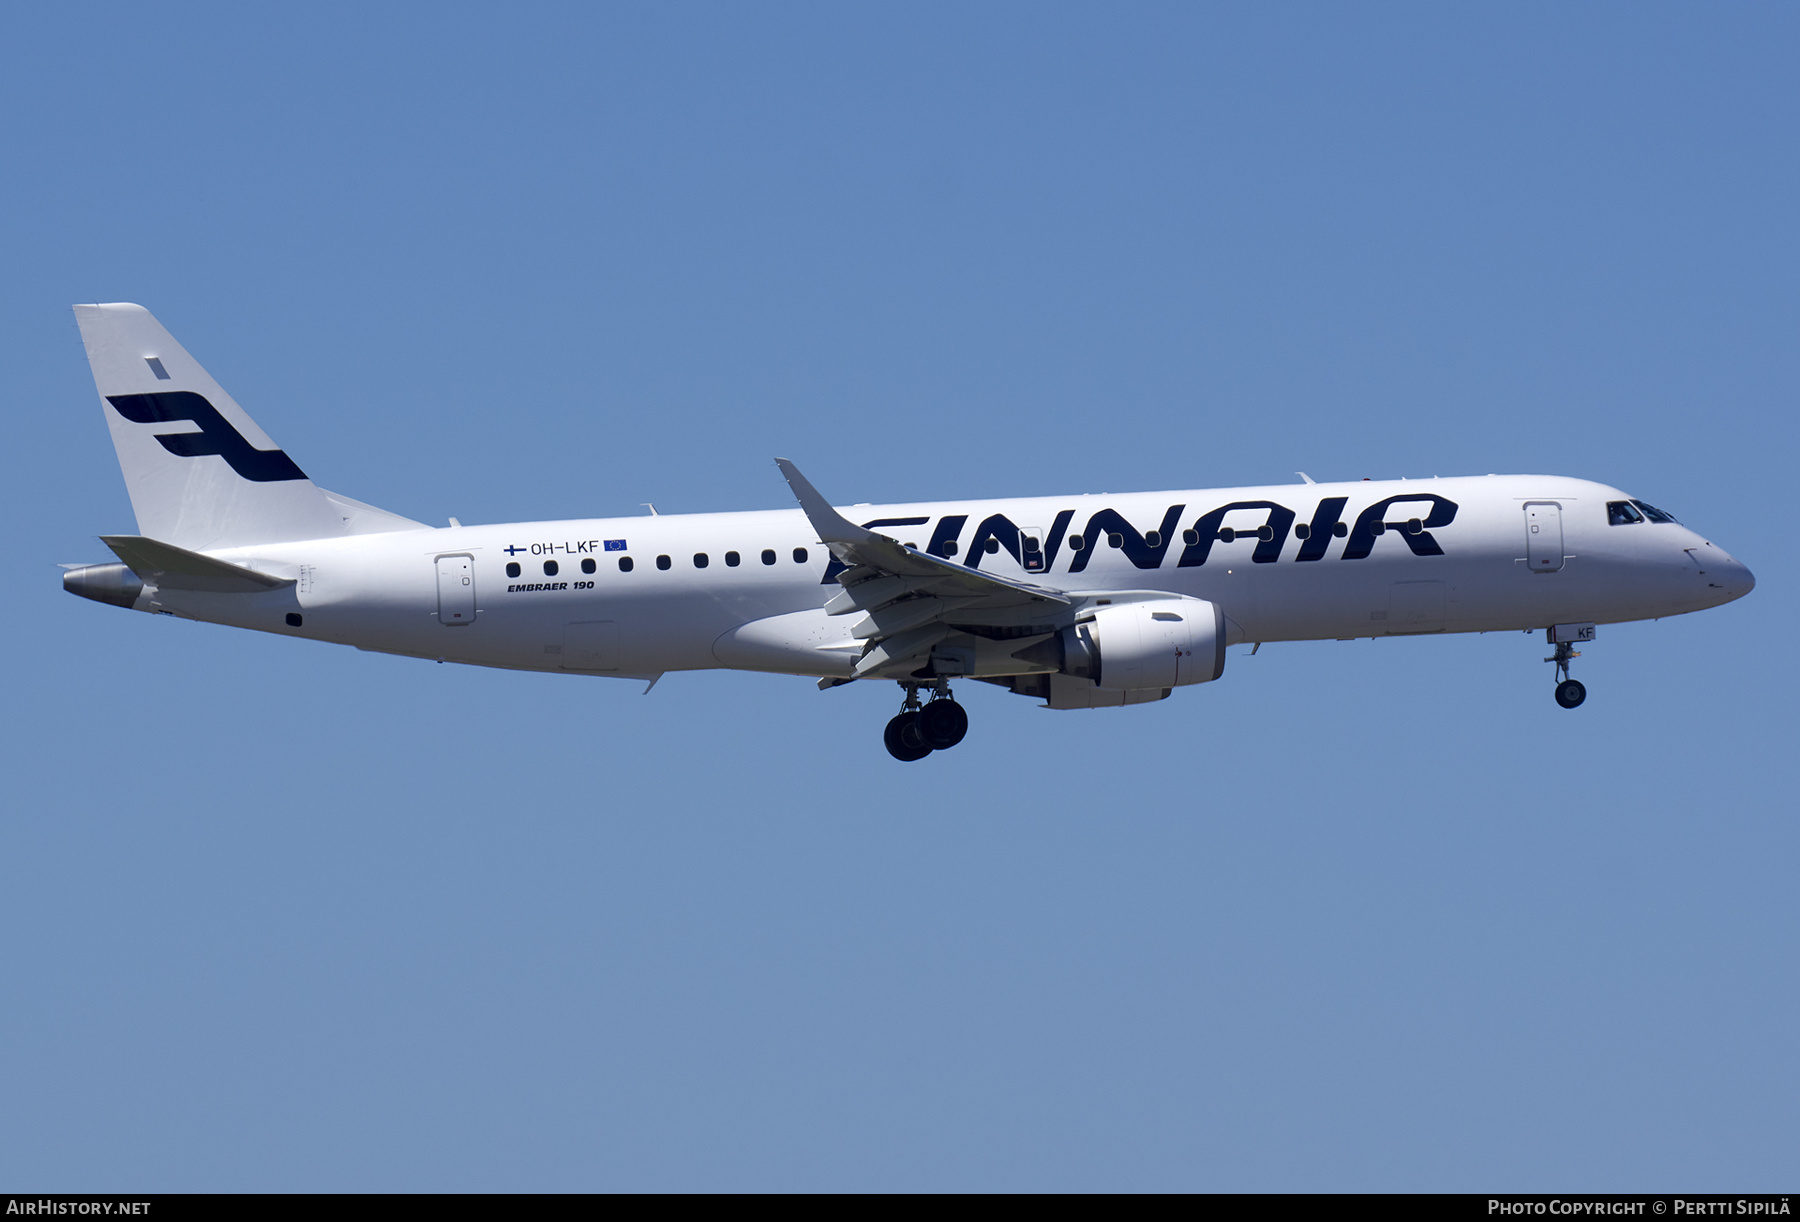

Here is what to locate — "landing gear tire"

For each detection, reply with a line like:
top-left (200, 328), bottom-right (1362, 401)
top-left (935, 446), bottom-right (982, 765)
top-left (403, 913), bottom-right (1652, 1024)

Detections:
top-left (884, 712), bottom-right (933, 761)
top-left (1545, 636), bottom-right (1587, 710)
top-left (916, 699), bottom-right (969, 750)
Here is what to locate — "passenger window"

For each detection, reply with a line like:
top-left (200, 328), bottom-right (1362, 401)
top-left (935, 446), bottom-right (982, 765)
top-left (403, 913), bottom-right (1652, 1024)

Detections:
top-left (1290, 525), bottom-right (1307, 541)
top-left (656, 555), bottom-right (671, 570)
top-left (1107, 533), bottom-right (1123, 548)
top-left (1607, 501), bottom-right (1644, 525)
top-left (1226, 526), bottom-right (1272, 542)
top-left (793, 547), bottom-right (808, 564)
top-left (581, 557), bottom-right (596, 574)
top-left (618, 556), bottom-right (634, 572)
top-left (1333, 522), bottom-right (1348, 537)
top-left (1068, 535), bottom-right (1085, 550)
top-left (942, 540), bottom-right (959, 557)
top-left (761, 549), bottom-right (776, 565)
top-left (725, 551), bottom-right (740, 567)
top-left (985, 538), bottom-right (1000, 553)
top-left (694, 552), bottom-right (709, 568)
top-left (1631, 499), bottom-right (1679, 524)
top-left (543, 560), bottom-right (559, 576)
top-left (1145, 531), bottom-right (1161, 548)
top-left (505, 562), bottom-right (521, 578)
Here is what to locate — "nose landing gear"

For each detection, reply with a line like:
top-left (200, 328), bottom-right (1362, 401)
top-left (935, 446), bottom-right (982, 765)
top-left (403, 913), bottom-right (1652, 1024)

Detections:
top-left (1546, 639), bottom-right (1586, 708)
top-left (883, 681), bottom-right (969, 761)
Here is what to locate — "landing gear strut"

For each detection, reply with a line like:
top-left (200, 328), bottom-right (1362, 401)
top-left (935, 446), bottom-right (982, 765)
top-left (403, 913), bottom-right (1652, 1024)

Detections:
top-left (883, 681), bottom-right (969, 761)
top-left (1546, 640), bottom-right (1586, 709)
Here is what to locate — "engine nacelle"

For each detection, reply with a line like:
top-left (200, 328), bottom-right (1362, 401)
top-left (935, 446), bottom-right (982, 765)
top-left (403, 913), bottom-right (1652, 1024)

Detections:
top-left (1060, 597), bottom-right (1225, 690)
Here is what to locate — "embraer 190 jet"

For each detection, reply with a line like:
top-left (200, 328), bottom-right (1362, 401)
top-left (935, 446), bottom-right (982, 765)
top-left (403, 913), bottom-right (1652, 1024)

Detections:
top-left (62, 304), bottom-right (1755, 760)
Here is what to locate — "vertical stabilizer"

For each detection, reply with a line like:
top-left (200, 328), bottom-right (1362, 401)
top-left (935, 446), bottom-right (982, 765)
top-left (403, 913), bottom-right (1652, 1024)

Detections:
top-left (73, 303), bottom-right (406, 550)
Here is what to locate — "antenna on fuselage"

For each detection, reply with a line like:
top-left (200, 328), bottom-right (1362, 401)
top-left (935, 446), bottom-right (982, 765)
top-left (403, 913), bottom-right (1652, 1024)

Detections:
top-left (1296, 472), bottom-right (1316, 485)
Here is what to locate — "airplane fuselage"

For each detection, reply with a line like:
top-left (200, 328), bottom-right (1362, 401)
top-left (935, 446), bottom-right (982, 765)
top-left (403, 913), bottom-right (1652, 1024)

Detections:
top-left (125, 474), bottom-right (1751, 684)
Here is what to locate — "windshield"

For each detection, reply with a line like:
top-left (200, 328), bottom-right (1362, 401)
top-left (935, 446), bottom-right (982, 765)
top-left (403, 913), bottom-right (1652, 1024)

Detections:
top-left (1630, 499), bottom-right (1679, 524)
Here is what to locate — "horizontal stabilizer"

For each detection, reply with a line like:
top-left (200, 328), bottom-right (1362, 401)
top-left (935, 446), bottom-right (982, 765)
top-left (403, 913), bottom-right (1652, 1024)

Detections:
top-left (100, 535), bottom-right (294, 594)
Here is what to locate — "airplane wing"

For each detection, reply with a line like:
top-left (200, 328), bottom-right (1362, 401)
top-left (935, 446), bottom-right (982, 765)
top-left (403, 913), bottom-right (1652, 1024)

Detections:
top-left (775, 459), bottom-right (1071, 682)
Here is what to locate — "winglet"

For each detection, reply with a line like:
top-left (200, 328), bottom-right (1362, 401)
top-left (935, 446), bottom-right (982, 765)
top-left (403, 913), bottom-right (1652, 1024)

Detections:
top-left (774, 458), bottom-right (879, 546)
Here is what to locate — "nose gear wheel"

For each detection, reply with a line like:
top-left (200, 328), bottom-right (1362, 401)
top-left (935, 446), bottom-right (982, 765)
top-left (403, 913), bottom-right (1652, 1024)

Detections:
top-left (1545, 638), bottom-right (1587, 709)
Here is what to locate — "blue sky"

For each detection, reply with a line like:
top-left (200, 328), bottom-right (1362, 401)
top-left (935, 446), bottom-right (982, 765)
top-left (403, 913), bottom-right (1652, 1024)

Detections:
top-left (2, 2), bottom-right (1794, 1190)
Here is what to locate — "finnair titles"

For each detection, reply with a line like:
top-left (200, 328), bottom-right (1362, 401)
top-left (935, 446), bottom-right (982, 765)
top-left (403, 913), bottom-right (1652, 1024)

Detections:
top-left (63, 304), bottom-right (1755, 761)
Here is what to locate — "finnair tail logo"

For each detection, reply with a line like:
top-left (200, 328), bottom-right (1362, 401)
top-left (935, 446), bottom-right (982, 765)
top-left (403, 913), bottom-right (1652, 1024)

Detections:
top-left (107, 392), bottom-right (307, 483)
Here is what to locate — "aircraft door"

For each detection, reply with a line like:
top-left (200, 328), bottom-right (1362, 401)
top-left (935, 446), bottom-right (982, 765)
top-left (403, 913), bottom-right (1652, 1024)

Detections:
top-left (1019, 526), bottom-right (1047, 573)
top-left (1524, 503), bottom-right (1564, 573)
top-left (435, 554), bottom-right (476, 624)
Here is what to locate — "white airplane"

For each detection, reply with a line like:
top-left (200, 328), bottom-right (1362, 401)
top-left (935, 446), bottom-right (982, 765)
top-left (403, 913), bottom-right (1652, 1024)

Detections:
top-left (63, 304), bottom-right (1755, 760)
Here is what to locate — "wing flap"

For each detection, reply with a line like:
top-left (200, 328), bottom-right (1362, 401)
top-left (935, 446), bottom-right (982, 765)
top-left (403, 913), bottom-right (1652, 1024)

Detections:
top-left (851, 623), bottom-right (951, 679)
top-left (851, 596), bottom-right (970, 641)
top-left (824, 576), bottom-right (911, 616)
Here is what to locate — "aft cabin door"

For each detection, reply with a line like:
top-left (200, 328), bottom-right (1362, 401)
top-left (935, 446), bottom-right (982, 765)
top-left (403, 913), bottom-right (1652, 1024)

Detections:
top-left (1524, 503), bottom-right (1564, 573)
top-left (436, 554), bottom-right (476, 625)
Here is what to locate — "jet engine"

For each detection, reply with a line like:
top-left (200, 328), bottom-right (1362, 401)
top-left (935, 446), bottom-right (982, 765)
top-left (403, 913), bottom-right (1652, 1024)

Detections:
top-left (1016, 597), bottom-right (1226, 690)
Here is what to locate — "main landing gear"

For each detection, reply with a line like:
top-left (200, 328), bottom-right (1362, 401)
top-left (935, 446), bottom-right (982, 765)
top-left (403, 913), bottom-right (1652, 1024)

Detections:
top-left (1547, 640), bottom-right (1586, 709)
top-left (884, 681), bottom-right (969, 761)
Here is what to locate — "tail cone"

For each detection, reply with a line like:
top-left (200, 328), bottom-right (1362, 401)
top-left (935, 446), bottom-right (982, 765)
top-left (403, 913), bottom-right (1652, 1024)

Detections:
top-left (63, 563), bottom-right (144, 609)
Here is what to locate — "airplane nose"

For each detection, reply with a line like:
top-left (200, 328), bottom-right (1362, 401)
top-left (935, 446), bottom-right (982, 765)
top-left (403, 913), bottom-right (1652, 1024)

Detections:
top-left (1677, 537), bottom-right (1754, 607)
top-left (1724, 556), bottom-right (1756, 600)
top-left (1698, 546), bottom-right (1755, 604)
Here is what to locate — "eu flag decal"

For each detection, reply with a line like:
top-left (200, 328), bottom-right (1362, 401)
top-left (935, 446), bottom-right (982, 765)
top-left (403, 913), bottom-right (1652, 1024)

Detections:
top-left (604, 539), bottom-right (627, 551)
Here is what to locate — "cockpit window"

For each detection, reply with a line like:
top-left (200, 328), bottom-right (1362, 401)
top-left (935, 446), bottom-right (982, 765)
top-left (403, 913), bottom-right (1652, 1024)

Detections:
top-left (1631, 499), bottom-right (1679, 524)
top-left (1607, 501), bottom-right (1644, 525)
